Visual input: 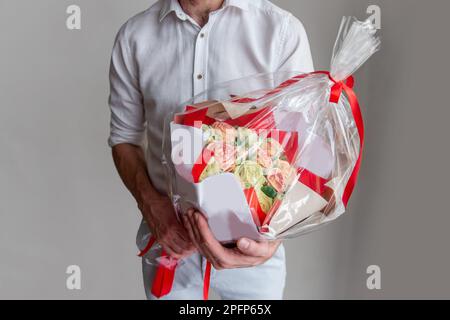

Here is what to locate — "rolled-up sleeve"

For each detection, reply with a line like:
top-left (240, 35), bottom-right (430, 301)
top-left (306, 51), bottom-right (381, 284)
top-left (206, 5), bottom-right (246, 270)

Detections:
top-left (108, 25), bottom-right (145, 148)
top-left (277, 14), bottom-right (314, 73)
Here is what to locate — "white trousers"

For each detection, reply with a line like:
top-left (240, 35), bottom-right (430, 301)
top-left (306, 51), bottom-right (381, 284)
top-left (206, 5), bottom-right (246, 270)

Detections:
top-left (137, 221), bottom-right (286, 300)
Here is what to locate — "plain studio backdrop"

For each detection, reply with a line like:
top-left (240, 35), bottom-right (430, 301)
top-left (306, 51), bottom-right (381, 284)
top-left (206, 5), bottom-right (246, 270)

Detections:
top-left (0, 0), bottom-right (449, 299)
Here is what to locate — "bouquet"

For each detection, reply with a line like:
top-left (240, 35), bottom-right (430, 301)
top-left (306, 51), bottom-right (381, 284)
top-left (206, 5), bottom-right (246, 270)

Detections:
top-left (140, 16), bottom-right (380, 299)
top-left (168, 100), bottom-right (337, 241)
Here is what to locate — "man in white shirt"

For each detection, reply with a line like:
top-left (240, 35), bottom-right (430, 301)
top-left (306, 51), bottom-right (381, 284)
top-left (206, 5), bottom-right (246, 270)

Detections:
top-left (109, 0), bottom-right (313, 299)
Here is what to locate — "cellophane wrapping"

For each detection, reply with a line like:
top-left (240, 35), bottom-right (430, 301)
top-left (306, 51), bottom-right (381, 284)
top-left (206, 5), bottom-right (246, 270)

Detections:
top-left (161, 17), bottom-right (380, 244)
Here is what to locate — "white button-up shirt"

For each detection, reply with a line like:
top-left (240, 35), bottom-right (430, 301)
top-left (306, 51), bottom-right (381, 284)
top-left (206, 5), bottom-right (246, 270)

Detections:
top-left (108, 0), bottom-right (314, 194)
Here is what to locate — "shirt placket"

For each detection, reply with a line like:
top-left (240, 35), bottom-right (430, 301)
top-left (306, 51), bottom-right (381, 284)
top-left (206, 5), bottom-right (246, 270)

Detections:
top-left (192, 16), bottom-right (217, 98)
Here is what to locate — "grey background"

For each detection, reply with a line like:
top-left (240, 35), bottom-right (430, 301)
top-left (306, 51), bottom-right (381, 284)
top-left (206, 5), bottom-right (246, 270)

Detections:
top-left (0, 0), bottom-right (449, 299)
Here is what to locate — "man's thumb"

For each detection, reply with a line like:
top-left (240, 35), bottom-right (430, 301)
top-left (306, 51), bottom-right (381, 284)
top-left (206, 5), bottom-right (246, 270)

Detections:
top-left (237, 238), bottom-right (267, 257)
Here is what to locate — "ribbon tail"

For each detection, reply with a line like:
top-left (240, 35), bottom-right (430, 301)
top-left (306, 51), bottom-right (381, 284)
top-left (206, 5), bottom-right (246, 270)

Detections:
top-left (151, 250), bottom-right (177, 298)
top-left (138, 236), bottom-right (178, 299)
top-left (341, 84), bottom-right (365, 207)
top-left (137, 236), bottom-right (156, 257)
top-left (330, 82), bottom-right (344, 103)
top-left (203, 261), bottom-right (212, 300)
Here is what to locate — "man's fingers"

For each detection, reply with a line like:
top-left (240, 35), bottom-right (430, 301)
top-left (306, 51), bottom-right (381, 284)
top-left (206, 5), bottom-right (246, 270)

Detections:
top-left (174, 227), bottom-right (190, 243)
top-left (182, 214), bottom-right (197, 246)
top-left (159, 230), bottom-right (192, 257)
top-left (187, 211), bottom-right (203, 244)
top-left (193, 212), bottom-right (234, 269)
top-left (237, 238), bottom-right (270, 258)
top-left (187, 211), bottom-right (230, 268)
top-left (173, 229), bottom-right (194, 250)
top-left (166, 240), bottom-right (185, 255)
top-left (183, 211), bottom-right (280, 269)
top-left (161, 244), bottom-right (183, 260)
top-left (226, 248), bottom-right (261, 267)
top-left (184, 212), bottom-right (221, 266)
top-left (185, 211), bottom-right (209, 257)
top-left (194, 212), bottom-right (226, 257)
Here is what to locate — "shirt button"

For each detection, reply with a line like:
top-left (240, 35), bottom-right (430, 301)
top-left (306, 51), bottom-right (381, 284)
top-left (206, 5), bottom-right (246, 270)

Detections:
top-left (197, 74), bottom-right (203, 80)
top-left (200, 33), bottom-right (205, 38)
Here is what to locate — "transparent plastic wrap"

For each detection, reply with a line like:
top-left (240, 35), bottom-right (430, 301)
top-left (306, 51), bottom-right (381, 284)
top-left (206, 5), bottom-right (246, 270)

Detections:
top-left (161, 17), bottom-right (380, 242)
top-left (161, 17), bottom-right (380, 243)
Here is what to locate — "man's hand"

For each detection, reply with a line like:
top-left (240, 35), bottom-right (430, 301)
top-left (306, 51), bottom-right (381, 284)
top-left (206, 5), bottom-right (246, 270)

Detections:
top-left (111, 144), bottom-right (195, 259)
top-left (183, 209), bottom-right (281, 269)
top-left (140, 195), bottom-right (195, 259)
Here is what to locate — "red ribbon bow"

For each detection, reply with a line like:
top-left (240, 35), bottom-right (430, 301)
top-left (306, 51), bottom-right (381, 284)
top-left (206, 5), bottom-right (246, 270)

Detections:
top-left (329, 74), bottom-right (355, 103)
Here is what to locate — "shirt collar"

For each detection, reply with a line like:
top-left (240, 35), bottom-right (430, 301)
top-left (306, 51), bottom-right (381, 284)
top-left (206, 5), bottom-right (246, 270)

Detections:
top-left (159, 0), bottom-right (249, 22)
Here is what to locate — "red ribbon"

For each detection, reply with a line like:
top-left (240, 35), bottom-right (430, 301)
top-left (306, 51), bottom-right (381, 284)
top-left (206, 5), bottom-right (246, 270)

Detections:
top-left (182, 105), bottom-right (275, 129)
top-left (298, 167), bottom-right (332, 196)
top-left (243, 187), bottom-right (267, 226)
top-left (138, 236), bottom-right (212, 300)
top-left (332, 75), bottom-right (364, 207)
top-left (140, 70), bottom-right (364, 300)
top-left (203, 261), bottom-right (212, 300)
top-left (149, 249), bottom-right (177, 297)
top-left (192, 148), bottom-right (215, 183)
top-left (137, 236), bottom-right (176, 298)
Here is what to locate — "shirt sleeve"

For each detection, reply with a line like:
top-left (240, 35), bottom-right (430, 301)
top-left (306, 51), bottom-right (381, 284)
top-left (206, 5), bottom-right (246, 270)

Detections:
top-left (277, 14), bottom-right (314, 73)
top-left (108, 25), bottom-right (145, 148)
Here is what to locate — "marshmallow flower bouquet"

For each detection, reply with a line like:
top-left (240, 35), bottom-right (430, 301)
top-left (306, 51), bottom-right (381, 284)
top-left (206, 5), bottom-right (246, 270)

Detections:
top-left (163, 17), bottom-right (380, 242)
top-left (139, 17), bottom-right (380, 299)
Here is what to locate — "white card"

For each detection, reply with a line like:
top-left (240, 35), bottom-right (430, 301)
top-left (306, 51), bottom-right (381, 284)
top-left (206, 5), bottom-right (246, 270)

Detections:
top-left (175, 173), bottom-right (263, 242)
